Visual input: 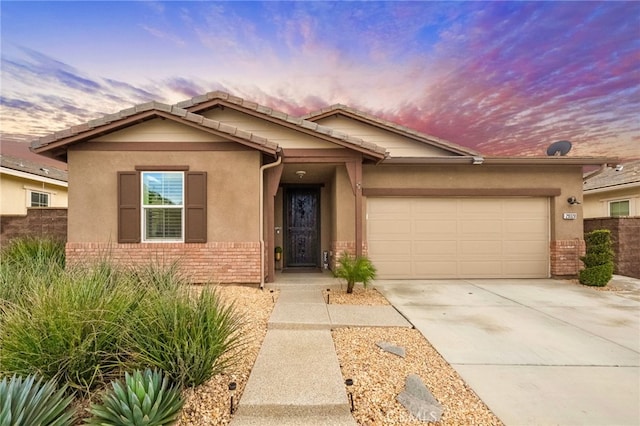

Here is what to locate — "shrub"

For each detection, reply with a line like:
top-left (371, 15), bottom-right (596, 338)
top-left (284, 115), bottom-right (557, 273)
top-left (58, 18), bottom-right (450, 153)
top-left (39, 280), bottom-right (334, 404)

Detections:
top-left (0, 268), bottom-right (140, 393)
top-left (0, 237), bottom-right (65, 307)
top-left (333, 252), bottom-right (377, 294)
top-left (124, 287), bottom-right (245, 387)
top-left (0, 374), bottom-right (75, 426)
top-left (579, 229), bottom-right (614, 287)
top-left (86, 368), bottom-right (183, 426)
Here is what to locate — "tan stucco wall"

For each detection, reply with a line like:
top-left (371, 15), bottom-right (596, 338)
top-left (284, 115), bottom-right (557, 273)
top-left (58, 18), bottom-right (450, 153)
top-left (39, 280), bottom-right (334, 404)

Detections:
top-left (583, 187), bottom-right (640, 218)
top-left (203, 109), bottom-right (339, 149)
top-left (0, 173), bottom-right (68, 215)
top-left (362, 164), bottom-right (585, 242)
top-left (334, 166), bottom-right (356, 242)
top-left (93, 119), bottom-right (227, 143)
top-left (67, 149), bottom-right (260, 242)
top-left (314, 115), bottom-right (454, 157)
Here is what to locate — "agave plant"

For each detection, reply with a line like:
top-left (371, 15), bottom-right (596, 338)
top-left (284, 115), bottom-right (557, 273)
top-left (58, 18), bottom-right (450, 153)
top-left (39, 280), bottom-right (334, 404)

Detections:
top-left (86, 369), bottom-right (183, 425)
top-left (0, 374), bottom-right (75, 426)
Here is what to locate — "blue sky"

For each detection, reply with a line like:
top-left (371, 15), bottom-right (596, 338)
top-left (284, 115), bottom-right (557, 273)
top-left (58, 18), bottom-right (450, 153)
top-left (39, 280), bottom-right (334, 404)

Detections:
top-left (1, 1), bottom-right (638, 159)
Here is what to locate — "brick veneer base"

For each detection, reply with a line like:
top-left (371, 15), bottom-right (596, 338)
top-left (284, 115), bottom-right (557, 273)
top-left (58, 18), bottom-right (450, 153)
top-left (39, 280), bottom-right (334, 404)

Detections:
top-left (550, 239), bottom-right (586, 277)
top-left (330, 241), bottom-right (368, 270)
top-left (66, 242), bottom-right (261, 284)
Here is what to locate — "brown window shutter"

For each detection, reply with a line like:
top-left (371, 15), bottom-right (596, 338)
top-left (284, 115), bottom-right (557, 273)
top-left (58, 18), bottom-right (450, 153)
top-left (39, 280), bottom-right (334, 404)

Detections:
top-left (185, 171), bottom-right (207, 243)
top-left (118, 171), bottom-right (140, 243)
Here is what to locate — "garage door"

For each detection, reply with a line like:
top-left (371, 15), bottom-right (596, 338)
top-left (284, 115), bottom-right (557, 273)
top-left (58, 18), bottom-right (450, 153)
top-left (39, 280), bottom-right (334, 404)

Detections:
top-left (367, 197), bottom-right (549, 279)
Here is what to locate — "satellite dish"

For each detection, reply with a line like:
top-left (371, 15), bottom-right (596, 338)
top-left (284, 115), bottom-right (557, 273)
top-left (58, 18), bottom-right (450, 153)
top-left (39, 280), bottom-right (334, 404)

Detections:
top-left (546, 140), bottom-right (572, 156)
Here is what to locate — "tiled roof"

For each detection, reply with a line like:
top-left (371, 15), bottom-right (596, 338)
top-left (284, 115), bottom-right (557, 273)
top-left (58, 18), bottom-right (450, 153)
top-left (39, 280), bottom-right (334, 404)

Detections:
top-left (302, 104), bottom-right (481, 157)
top-left (0, 153), bottom-right (68, 182)
top-left (176, 91), bottom-right (388, 157)
top-left (584, 159), bottom-right (640, 191)
top-left (31, 101), bottom-right (280, 154)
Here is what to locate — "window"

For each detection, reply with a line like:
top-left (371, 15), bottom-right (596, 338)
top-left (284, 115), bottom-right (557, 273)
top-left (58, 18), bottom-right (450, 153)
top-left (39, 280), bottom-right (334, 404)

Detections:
top-left (141, 172), bottom-right (184, 241)
top-left (118, 170), bottom-right (207, 244)
top-left (609, 200), bottom-right (630, 217)
top-left (29, 190), bottom-right (50, 207)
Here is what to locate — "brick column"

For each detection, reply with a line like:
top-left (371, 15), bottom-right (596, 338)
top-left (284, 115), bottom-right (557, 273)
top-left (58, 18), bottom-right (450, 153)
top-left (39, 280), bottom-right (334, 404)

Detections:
top-left (550, 239), bottom-right (585, 277)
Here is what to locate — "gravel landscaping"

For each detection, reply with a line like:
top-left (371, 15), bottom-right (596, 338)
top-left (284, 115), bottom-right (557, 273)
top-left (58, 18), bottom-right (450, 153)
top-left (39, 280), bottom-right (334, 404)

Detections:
top-left (177, 283), bottom-right (503, 425)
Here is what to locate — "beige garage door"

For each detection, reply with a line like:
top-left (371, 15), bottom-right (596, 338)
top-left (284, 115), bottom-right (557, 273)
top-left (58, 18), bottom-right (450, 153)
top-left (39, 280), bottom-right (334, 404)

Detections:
top-left (367, 197), bottom-right (549, 279)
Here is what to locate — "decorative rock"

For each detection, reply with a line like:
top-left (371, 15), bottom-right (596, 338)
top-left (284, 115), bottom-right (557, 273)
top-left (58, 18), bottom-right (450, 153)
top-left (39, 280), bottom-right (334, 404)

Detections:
top-left (376, 341), bottom-right (406, 358)
top-left (397, 374), bottom-right (443, 422)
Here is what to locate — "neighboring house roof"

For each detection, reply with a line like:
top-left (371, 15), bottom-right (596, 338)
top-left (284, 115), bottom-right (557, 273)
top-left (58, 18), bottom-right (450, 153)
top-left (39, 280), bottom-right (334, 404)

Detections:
top-left (176, 91), bottom-right (388, 159)
top-left (302, 104), bottom-right (480, 157)
top-left (584, 159), bottom-right (640, 193)
top-left (0, 153), bottom-right (68, 185)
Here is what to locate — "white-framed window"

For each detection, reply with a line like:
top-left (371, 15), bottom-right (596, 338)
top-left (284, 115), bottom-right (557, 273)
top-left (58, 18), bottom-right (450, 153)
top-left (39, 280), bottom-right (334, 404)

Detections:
top-left (609, 200), bottom-right (630, 217)
top-left (141, 171), bottom-right (184, 242)
top-left (29, 190), bottom-right (50, 207)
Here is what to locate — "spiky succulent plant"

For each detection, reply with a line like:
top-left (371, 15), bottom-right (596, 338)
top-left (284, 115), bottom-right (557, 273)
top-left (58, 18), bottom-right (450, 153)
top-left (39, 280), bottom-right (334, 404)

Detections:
top-left (0, 374), bottom-right (75, 426)
top-left (86, 369), bottom-right (183, 425)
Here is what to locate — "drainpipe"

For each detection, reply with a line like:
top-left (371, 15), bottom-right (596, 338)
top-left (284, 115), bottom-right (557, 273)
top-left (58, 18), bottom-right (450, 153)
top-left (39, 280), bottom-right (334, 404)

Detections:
top-left (259, 154), bottom-right (282, 289)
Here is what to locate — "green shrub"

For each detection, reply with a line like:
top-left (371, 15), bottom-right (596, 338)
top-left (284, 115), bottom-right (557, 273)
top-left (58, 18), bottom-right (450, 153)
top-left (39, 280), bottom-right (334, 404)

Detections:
top-left (86, 368), bottom-right (183, 426)
top-left (0, 374), bottom-right (75, 426)
top-left (333, 252), bottom-right (377, 294)
top-left (0, 268), bottom-right (140, 393)
top-left (0, 237), bottom-right (65, 307)
top-left (579, 229), bottom-right (614, 287)
top-left (124, 287), bottom-right (245, 387)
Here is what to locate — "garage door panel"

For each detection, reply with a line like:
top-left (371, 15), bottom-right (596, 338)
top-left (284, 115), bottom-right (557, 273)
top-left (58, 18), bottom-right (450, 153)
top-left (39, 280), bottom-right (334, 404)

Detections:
top-left (414, 241), bottom-right (457, 255)
top-left (367, 197), bottom-right (549, 279)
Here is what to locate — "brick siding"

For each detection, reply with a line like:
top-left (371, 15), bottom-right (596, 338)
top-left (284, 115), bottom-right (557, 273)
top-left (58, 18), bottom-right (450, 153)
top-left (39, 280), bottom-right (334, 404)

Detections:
top-left (0, 208), bottom-right (67, 246)
top-left (584, 217), bottom-right (640, 279)
top-left (330, 240), bottom-right (368, 269)
top-left (66, 241), bottom-right (261, 284)
top-left (550, 239), bottom-right (586, 277)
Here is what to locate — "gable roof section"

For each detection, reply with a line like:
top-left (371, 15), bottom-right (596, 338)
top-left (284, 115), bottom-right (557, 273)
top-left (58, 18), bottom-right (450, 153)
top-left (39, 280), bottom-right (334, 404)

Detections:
top-left (176, 91), bottom-right (387, 160)
top-left (31, 102), bottom-right (280, 161)
top-left (302, 104), bottom-right (480, 157)
top-left (584, 160), bottom-right (640, 193)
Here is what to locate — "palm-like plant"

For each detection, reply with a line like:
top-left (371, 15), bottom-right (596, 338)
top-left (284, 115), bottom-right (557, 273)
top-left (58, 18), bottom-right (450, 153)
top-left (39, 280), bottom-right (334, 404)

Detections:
top-left (0, 374), bottom-right (75, 426)
top-left (86, 368), bottom-right (183, 425)
top-left (333, 252), bottom-right (377, 294)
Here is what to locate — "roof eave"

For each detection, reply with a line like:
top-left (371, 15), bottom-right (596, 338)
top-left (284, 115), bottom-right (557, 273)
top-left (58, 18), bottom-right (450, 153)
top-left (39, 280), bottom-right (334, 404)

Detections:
top-left (382, 156), bottom-right (618, 166)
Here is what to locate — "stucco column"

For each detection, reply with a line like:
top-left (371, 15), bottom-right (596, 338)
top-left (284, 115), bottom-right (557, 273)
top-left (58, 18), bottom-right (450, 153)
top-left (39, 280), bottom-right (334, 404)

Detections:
top-left (345, 159), bottom-right (363, 257)
top-left (265, 163), bottom-right (283, 282)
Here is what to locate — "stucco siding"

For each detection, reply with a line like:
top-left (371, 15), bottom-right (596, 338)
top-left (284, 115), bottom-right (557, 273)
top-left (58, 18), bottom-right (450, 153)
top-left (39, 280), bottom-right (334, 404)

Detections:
top-left (583, 187), bottom-right (640, 218)
top-left (314, 115), bottom-right (453, 157)
top-left (92, 118), bottom-right (228, 143)
top-left (67, 149), bottom-right (261, 242)
top-left (203, 109), bottom-right (340, 149)
top-left (1, 174), bottom-right (68, 215)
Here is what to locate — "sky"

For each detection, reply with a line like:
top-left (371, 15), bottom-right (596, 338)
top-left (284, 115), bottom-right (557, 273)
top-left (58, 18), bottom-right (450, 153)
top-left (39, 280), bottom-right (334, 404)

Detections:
top-left (1, 1), bottom-right (638, 159)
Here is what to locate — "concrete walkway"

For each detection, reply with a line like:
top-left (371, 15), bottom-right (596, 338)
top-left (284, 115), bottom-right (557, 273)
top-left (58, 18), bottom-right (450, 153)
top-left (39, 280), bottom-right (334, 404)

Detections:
top-left (375, 276), bottom-right (640, 426)
top-left (230, 274), bottom-right (411, 426)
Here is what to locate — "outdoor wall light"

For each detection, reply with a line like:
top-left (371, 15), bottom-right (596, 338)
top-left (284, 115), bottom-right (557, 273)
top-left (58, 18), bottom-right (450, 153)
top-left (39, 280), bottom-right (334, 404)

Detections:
top-left (345, 378), bottom-right (355, 412)
top-left (228, 382), bottom-right (237, 414)
top-left (567, 196), bottom-right (581, 205)
top-left (295, 170), bottom-right (306, 179)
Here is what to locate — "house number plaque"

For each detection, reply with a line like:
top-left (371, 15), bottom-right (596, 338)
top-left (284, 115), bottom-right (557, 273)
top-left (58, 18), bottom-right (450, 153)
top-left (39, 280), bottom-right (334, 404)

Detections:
top-left (563, 213), bottom-right (578, 220)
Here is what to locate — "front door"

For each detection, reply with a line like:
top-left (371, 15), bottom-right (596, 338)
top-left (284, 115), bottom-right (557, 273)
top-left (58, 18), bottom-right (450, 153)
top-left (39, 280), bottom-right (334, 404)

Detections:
top-left (285, 187), bottom-right (320, 268)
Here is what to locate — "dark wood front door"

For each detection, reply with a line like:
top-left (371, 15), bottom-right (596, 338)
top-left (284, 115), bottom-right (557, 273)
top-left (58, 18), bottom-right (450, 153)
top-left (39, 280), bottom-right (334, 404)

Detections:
top-left (285, 187), bottom-right (320, 268)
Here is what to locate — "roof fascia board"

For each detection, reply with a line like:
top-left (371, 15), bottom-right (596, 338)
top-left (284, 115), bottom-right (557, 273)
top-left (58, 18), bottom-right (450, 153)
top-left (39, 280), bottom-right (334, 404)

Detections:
top-left (382, 156), bottom-right (618, 166)
top-left (1, 166), bottom-right (68, 186)
top-left (32, 110), bottom-right (280, 158)
top-left (584, 181), bottom-right (640, 194)
top-left (185, 99), bottom-right (387, 161)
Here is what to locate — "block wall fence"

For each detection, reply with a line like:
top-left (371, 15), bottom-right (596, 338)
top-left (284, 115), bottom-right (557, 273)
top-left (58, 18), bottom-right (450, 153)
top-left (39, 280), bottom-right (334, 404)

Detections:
top-left (584, 217), bottom-right (640, 279)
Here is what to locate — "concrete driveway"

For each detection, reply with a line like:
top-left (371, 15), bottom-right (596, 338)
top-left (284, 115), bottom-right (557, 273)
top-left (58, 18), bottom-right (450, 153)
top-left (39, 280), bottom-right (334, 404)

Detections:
top-left (374, 277), bottom-right (640, 426)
